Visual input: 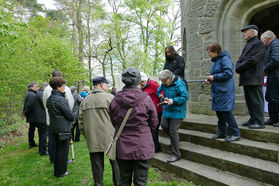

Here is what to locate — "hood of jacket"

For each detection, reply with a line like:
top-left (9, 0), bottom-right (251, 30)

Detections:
top-left (212, 50), bottom-right (231, 62)
top-left (114, 86), bottom-right (147, 108)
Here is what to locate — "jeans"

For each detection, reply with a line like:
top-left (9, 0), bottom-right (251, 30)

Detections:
top-left (216, 111), bottom-right (240, 137)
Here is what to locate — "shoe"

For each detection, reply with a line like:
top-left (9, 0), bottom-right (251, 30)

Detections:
top-left (225, 135), bottom-right (240, 142)
top-left (29, 144), bottom-right (38, 149)
top-left (248, 124), bottom-right (265, 129)
top-left (167, 156), bottom-right (181, 163)
top-left (273, 122), bottom-right (279, 127)
top-left (264, 119), bottom-right (276, 125)
top-left (212, 134), bottom-right (226, 140)
top-left (241, 121), bottom-right (252, 127)
top-left (56, 171), bottom-right (71, 178)
top-left (67, 159), bottom-right (73, 164)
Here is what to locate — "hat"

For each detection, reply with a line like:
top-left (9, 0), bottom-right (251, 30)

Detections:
top-left (122, 67), bottom-right (141, 87)
top-left (140, 72), bottom-right (148, 82)
top-left (241, 25), bottom-right (259, 32)
top-left (70, 86), bottom-right (76, 92)
top-left (92, 76), bottom-right (109, 86)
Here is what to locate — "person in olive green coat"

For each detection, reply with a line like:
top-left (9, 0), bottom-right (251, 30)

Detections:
top-left (79, 77), bottom-right (120, 186)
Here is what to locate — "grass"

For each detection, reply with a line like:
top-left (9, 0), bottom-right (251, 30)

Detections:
top-left (0, 125), bottom-right (197, 186)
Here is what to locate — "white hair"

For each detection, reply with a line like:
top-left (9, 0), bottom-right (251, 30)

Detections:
top-left (159, 69), bottom-right (173, 81)
top-left (250, 29), bottom-right (258, 37)
top-left (261, 30), bottom-right (276, 40)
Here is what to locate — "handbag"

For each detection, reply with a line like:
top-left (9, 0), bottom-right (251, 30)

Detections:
top-left (106, 107), bottom-right (133, 160)
top-left (58, 132), bottom-right (70, 140)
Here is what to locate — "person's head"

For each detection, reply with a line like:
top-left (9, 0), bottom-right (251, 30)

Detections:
top-left (159, 69), bottom-right (173, 86)
top-left (28, 82), bottom-right (39, 92)
top-left (241, 25), bottom-right (258, 41)
top-left (40, 82), bottom-right (49, 91)
top-left (92, 76), bottom-right (109, 92)
top-left (70, 86), bottom-right (77, 93)
top-left (122, 67), bottom-right (141, 87)
top-left (261, 30), bottom-right (276, 46)
top-left (82, 86), bottom-right (90, 92)
top-left (49, 77), bottom-right (66, 93)
top-left (52, 70), bottom-right (62, 77)
top-left (140, 72), bottom-right (148, 87)
top-left (165, 46), bottom-right (178, 61)
top-left (206, 43), bottom-right (222, 59)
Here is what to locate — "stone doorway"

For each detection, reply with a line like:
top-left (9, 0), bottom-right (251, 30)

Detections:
top-left (249, 4), bottom-right (279, 38)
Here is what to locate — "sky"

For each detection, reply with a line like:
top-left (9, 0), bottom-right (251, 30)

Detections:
top-left (37, 0), bottom-right (57, 10)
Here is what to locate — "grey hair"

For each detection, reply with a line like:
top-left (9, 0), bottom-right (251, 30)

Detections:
top-left (159, 69), bottom-right (173, 81)
top-left (250, 29), bottom-right (258, 37)
top-left (261, 30), bottom-right (276, 39)
top-left (28, 81), bottom-right (38, 89)
top-left (41, 82), bottom-right (49, 90)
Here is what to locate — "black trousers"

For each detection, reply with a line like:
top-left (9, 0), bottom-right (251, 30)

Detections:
top-left (268, 102), bottom-right (279, 122)
top-left (53, 134), bottom-right (70, 177)
top-left (117, 159), bottom-right (151, 186)
top-left (266, 77), bottom-right (279, 121)
top-left (89, 152), bottom-right (120, 186)
top-left (38, 123), bottom-right (48, 154)
top-left (48, 126), bottom-right (55, 163)
top-left (216, 111), bottom-right (240, 137)
top-left (152, 112), bottom-right (162, 152)
top-left (244, 85), bottom-right (264, 125)
top-left (28, 122), bottom-right (38, 146)
top-left (71, 121), bottom-right (80, 141)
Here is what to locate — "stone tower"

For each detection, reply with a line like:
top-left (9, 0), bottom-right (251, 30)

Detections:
top-left (181, 0), bottom-right (279, 115)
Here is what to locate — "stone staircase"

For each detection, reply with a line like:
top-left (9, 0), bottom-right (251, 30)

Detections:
top-left (151, 114), bottom-right (279, 186)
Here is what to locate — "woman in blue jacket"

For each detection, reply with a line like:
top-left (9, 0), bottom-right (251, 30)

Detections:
top-left (205, 43), bottom-right (240, 142)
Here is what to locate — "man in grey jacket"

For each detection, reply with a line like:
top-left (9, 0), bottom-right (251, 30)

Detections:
top-left (261, 30), bottom-right (279, 127)
top-left (79, 77), bottom-right (120, 186)
top-left (43, 70), bottom-right (74, 163)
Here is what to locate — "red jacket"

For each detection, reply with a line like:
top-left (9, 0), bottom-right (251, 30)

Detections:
top-left (142, 79), bottom-right (163, 113)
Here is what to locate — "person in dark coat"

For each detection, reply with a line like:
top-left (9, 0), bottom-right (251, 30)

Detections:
top-left (23, 81), bottom-right (39, 148)
top-left (157, 69), bottom-right (188, 163)
top-left (70, 86), bottom-right (83, 141)
top-left (139, 72), bottom-right (163, 153)
top-left (34, 82), bottom-right (49, 155)
top-left (235, 25), bottom-right (265, 129)
top-left (109, 67), bottom-right (158, 186)
top-left (47, 77), bottom-right (74, 178)
top-left (205, 43), bottom-right (240, 142)
top-left (164, 46), bottom-right (185, 80)
top-left (261, 30), bottom-right (279, 127)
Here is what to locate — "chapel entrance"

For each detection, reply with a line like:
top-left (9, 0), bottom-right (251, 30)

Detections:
top-left (249, 4), bottom-right (279, 38)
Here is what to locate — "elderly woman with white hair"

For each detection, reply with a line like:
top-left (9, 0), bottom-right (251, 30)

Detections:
top-left (157, 69), bottom-right (188, 163)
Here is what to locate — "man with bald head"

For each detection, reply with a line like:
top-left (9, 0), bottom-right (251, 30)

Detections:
top-left (261, 30), bottom-right (279, 127)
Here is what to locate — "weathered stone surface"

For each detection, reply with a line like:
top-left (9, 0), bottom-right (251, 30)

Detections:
top-left (200, 18), bottom-right (214, 34)
top-left (189, 34), bottom-right (202, 48)
top-left (200, 94), bottom-right (211, 105)
top-left (189, 7), bottom-right (204, 19)
top-left (188, 19), bottom-right (200, 34)
top-left (188, 48), bottom-right (203, 61)
top-left (191, 0), bottom-right (206, 10)
top-left (233, 101), bottom-right (247, 115)
top-left (204, 0), bottom-right (220, 17)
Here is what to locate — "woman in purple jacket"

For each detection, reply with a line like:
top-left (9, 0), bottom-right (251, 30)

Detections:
top-left (109, 67), bottom-right (158, 186)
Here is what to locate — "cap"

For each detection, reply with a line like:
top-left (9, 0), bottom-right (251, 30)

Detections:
top-left (140, 72), bottom-right (148, 82)
top-left (241, 25), bottom-right (258, 32)
top-left (92, 76), bottom-right (109, 86)
top-left (122, 67), bottom-right (141, 87)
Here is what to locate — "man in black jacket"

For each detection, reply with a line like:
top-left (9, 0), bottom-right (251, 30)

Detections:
top-left (261, 30), bottom-right (279, 127)
top-left (23, 82), bottom-right (39, 148)
top-left (236, 25), bottom-right (265, 129)
top-left (34, 83), bottom-right (49, 155)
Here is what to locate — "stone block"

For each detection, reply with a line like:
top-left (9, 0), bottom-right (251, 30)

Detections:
top-left (204, 0), bottom-right (220, 17)
top-left (188, 48), bottom-right (203, 61)
top-left (189, 7), bottom-right (204, 19)
top-left (189, 33), bottom-right (202, 48)
top-left (189, 102), bottom-right (201, 114)
top-left (189, 19), bottom-right (200, 34)
top-left (189, 92), bottom-right (199, 102)
top-left (200, 94), bottom-right (211, 105)
top-left (200, 18), bottom-right (214, 34)
top-left (233, 101), bottom-right (248, 115)
top-left (191, 0), bottom-right (206, 10)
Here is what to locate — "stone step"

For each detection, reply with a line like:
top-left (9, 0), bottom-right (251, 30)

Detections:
top-left (159, 136), bottom-right (279, 185)
top-left (159, 128), bottom-right (279, 163)
top-left (182, 115), bottom-right (279, 144)
top-left (151, 152), bottom-right (268, 186)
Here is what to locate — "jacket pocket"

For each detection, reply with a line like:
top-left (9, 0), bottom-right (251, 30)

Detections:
top-left (215, 82), bottom-right (228, 93)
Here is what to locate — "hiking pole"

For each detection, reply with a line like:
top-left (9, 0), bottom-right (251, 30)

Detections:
top-left (186, 80), bottom-right (205, 83)
top-left (70, 138), bottom-right (75, 164)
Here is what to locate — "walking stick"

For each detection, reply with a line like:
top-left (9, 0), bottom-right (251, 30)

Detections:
top-left (70, 138), bottom-right (75, 164)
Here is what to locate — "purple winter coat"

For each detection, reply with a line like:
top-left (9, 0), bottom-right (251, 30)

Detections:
top-left (109, 86), bottom-right (158, 160)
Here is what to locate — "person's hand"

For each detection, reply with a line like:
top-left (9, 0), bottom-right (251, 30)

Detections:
top-left (72, 121), bottom-right (75, 125)
top-left (159, 93), bottom-right (164, 99)
top-left (165, 98), bottom-right (173, 105)
top-left (205, 78), bottom-right (211, 84)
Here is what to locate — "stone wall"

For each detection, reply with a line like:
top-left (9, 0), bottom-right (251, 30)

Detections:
top-left (181, 0), bottom-right (279, 115)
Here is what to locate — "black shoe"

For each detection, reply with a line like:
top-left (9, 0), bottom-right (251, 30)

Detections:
top-left (29, 144), bottom-right (38, 149)
top-left (241, 121), bottom-right (252, 126)
top-left (264, 119), bottom-right (276, 125)
top-left (56, 171), bottom-right (71, 178)
top-left (212, 134), bottom-right (226, 140)
top-left (248, 124), bottom-right (265, 129)
top-left (273, 122), bottom-right (279, 127)
top-left (225, 135), bottom-right (240, 142)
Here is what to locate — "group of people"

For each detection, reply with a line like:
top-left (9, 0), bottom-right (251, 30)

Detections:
top-left (22, 25), bottom-right (279, 185)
